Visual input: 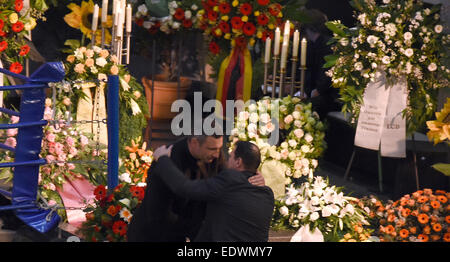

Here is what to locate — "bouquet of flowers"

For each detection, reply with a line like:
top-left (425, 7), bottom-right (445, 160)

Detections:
top-left (0, 0), bottom-right (47, 73)
top-left (79, 182), bottom-right (146, 242)
top-left (0, 115), bottom-right (20, 181)
top-left (197, 0), bottom-right (284, 56)
top-left (133, 0), bottom-right (200, 35)
top-left (52, 44), bottom-right (148, 156)
top-left (375, 189), bottom-right (449, 242)
top-left (230, 96), bottom-right (326, 193)
top-left (325, 0), bottom-right (450, 133)
top-left (271, 176), bottom-right (372, 242)
top-left (122, 137), bottom-right (153, 184)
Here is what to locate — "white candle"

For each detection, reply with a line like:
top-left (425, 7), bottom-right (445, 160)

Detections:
top-left (274, 28), bottom-right (281, 56)
top-left (284, 20), bottom-right (290, 36)
top-left (92, 4), bottom-right (99, 31)
top-left (301, 38), bottom-right (307, 66)
top-left (264, 37), bottom-right (271, 63)
top-left (126, 4), bottom-right (132, 33)
top-left (281, 42), bottom-right (288, 69)
top-left (112, 0), bottom-right (118, 16)
top-left (292, 30), bottom-right (299, 57)
top-left (116, 8), bottom-right (123, 37)
top-left (101, 0), bottom-right (108, 24)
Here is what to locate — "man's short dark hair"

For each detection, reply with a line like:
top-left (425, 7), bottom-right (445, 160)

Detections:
top-left (234, 141), bottom-right (261, 173)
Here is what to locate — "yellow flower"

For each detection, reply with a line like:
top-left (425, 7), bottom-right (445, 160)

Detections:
top-left (64, 0), bottom-right (113, 45)
top-left (344, 233), bottom-right (352, 239)
top-left (427, 97), bottom-right (450, 144)
top-left (249, 38), bottom-right (255, 46)
top-left (232, 0), bottom-right (239, 7)
top-left (24, 18), bottom-right (37, 31)
top-left (213, 6), bottom-right (219, 12)
top-left (241, 16), bottom-right (248, 22)
top-left (198, 9), bottom-right (205, 15)
top-left (256, 31), bottom-right (263, 39)
top-left (9, 13), bottom-right (18, 24)
top-left (221, 15), bottom-right (229, 21)
top-left (215, 28), bottom-right (222, 36)
top-left (268, 23), bottom-right (275, 30)
top-left (224, 33), bottom-right (231, 39)
top-left (278, 11), bottom-right (283, 18)
top-left (254, 11), bottom-right (260, 17)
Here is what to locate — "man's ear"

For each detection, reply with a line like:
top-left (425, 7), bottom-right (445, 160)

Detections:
top-left (236, 157), bottom-right (243, 169)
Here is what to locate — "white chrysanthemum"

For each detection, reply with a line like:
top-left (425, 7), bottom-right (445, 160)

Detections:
top-left (310, 212), bottom-right (320, 221)
top-left (382, 56), bottom-right (390, 64)
top-left (434, 25), bottom-right (443, 34)
top-left (403, 32), bottom-right (413, 41)
top-left (354, 62), bottom-right (363, 71)
top-left (428, 62), bottom-right (437, 72)
top-left (404, 48), bottom-right (414, 57)
top-left (367, 35), bottom-right (379, 46)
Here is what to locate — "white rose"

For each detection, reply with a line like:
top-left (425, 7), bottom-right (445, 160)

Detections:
top-left (168, 1), bottom-right (178, 9)
top-left (294, 120), bottom-right (302, 128)
top-left (434, 25), bottom-right (443, 34)
top-left (404, 48), bottom-right (414, 57)
top-left (293, 170), bottom-right (302, 178)
top-left (322, 206), bottom-right (332, 217)
top-left (288, 139), bottom-right (298, 148)
top-left (428, 62), bottom-right (437, 72)
top-left (95, 57), bottom-right (108, 67)
top-left (382, 56), bottom-right (390, 64)
top-left (249, 112), bottom-right (259, 123)
top-left (191, 4), bottom-right (198, 11)
top-left (248, 103), bottom-right (257, 112)
top-left (284, 115), bottom-right (293, 124)
top-left (304, 133), bottom-right (313, 143)
top-left (367, 35), bottom-right (379, 46)
top-left (292, 111), bottom-right (301, 119)
top-left (301, 145), bottom-right (310, 153)
top-left (294, 129), bottom-right (304, 139)
top-left (288, 151), bottom-right (297, 161)
top-left (185, 10), bottom-right (192, 20)
top-left (311, 159), bottom-right (318, 168)
top-left (138, 4), bottom-right (148, 15)
top-left (310, 212), bottom-right (320, 221)
top-left (354, 62), bottom-right (363, 71)
top-left (403, 32), bottom-right (412, 41)
top-left (302, 166), bottom-right (310, 176)
top-left (119, 173), bottom-right (131, 183)
top-left (260, 113), bottom-right (271, 123)
top-left (172, 22), bottom-right (181, 30)
top-left (281, 142), bottom-right (288, 149)
top-left (280, 206), bottom-right (289, 216)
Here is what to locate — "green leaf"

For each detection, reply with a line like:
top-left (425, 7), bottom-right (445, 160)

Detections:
top-left (432, 163), bottom-right (450, 176)
top-left (33, 0), bottom-right (49, 11)
top-left (64, 39), bottom-right (81, 51)
top-left (323, 55), bottom-right (339, 68)
top-left (325, 22), bottom-right (346, 37)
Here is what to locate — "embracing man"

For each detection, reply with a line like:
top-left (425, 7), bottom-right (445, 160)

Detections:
top-left (153, 140), bottom-right (275, 242)
top-left (127, 134), bottom-right (265, 242)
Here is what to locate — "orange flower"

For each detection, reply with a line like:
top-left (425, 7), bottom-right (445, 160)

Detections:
top-left (423, 226), bottom-right (431, 235)
top-left (399, 229), bottom-right (409, 238)
top-left (430, 215), bottom-right (438, 223)
top-left (446, 215), bottom-right (450, 224)
top-left (417, 196), bottom-right (428, 203)
top-left (417, 234), bottom-right (429, 242)
top-left (437, 195), bottom-right (448, 204)
top-left (385, 225), bottom-right (395, 235)
top-left (421, 205), bottom-right (430, 212)
top-left (424, 189), bottom-right (433, 195)
top-left (407, 199), bottom-right (415, 206)
top-left (107, 205), bottom-right (118, 216)
top-left (416, 190), bottom-right (424, 195)
top-left (435, 190), bottom-right (446, 195)
top-left (387, 214), bottom-right (396, 222)
top-left (444, 233), bottom-right (450, 242)
top-left (432, 223), bottom-right (442, 232)
top-left (431, 235), bottom-right (440, 241)
top-left (401, 208), bottom-right (411, 218)
top-left (417, 213), bottom-right (429, 224)
top-left (400, 199), bottom-right (408, 206)
top-left (411, 210), bottom-right (419, 217)
top-left (430, 201), bottom-right (441, 209)
top-left (409, 227), bottom-right (417, 234)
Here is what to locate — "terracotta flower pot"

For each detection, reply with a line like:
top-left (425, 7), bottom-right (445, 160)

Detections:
top-left (142, 74), bottom-right (191, 120)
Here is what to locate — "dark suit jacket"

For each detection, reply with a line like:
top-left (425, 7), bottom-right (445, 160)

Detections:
top-left (127, 138), bottom-right (224, 242)
top-left (155, 156), bottom-right (275, 242)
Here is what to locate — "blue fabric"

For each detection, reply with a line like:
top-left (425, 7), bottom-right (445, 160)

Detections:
top-left (4, 62), bottom-right (65, 233)
top-left (107, 75), bottom-right (119, 191)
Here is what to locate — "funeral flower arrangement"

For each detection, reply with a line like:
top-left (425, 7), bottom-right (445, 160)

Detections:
top-left (51, 44), bottom-right (148, 156)
top-left (370, 189), bottom-right (449, 242)
top-left (133, 0), bottom-right (200, 35)
top-left (325, 0), bottom-right (450, 133)
top-left (271, 175), bottom-right (372, 242)
top-left (0, 0), bottom-right (47, 73)
top-left (122, 137), bottom-right (153, 184)
top-left (230, 96), bottom-right (326, 189)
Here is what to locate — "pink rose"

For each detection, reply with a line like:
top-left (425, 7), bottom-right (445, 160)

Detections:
top-left (80, 135), bottom-right (89, 147)
top-left (54, 143), bottom-right (64, 155)
top-left (57, 153), bottom-right (67, 162)
top-left (66, 137), bottom-right (75, 147)
top-left (5, 137), bottom-right (16, 148)
top-left (67, 163), bottom-right (76, 170)
top-left (45, 155), bottom-right (56, 163)
top-left (6, 128), bottom-right (18, 137)
top-left (69, 147), bottom-right (78, 156)
top-left (11, 116), bottom-right (20, 124)
top-left (46, 133), bottom-right (56, 143)
top-left (294, 159), bottom-right (303, 170)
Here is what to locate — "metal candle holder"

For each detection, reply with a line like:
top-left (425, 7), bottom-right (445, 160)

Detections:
top-left (263, 62), bottom-right (269, 95)
top-left (279, 67), bottom-right (286, 98)
top-left (290, 56), bottom-right (298, 96)
top-left (300, 66), bottom-right (306, 98)
top-left (91, 30), bottom-right (97, 47)
top-left (271, 55), bottom-right (279, 98)
top-left (125, 32), bottom-right (131, 64)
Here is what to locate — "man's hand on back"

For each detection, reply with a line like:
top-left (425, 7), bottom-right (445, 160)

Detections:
top-left (153, 145), bottom-right (173, 161)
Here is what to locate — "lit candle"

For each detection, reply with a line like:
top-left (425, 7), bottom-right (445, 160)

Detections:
top-left (116, 8), bottom-right (123, 37)
top-left (281, 42), bottom-right (288, 69)
top-left (112, 0), bottom-right (118, 16)
top-left (92, 4), bottom-right (99, 31)
top-left (126, 4), bottom-right (132, 33)
top-left (264, 37), bottom-right (271, 63)
top-left (101, 0), bottom-right (108, 24)
top-left (284, 20), bottom-right (290, 37)
top-left (292, 30), bottom-right (299, 57)
top-left (274, 27), bottom-right (281, 56)
top-left (301, 38), bottom-right (307, 66)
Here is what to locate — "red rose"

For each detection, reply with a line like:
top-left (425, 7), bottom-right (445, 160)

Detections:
top-left (209, 41), bottom-right (220, 55)
top-left (262, 30), bottom-right (274, 41)
top-left (19, 45), bottom-right (30, 56)
top-left (207, 11), bottom-right (218, 22)
top-left (10, 62), bottom-right (23, 74)
top-left (218, 21), bottom-right (230, 34)
top-left (257, 0), bottom-right (270, 6)
top-left (268, 3), bottom-right (282, 17)
top-left (0, 30), bottom-right (5, 37)
top-left (148, 21), bottom-right (161, 34)
top-left (0, 19), bottom-right (4, 30)
top-left (174, 8), bottom-right (185, 20)
top-left (235, 37), bottom-right (247, 48)
top-left (231, 16), bottom-right (243, 29)
top-left (112, 221), bottom-right (127, 236)
top-left (257, 13), bottom-right (269, 26)
top-left (0, 41), bottom-right (8, 52)
top-left (94, 185), bottom-right (107, 201)
top-left (182, 19), bottom-right (193, 28)
top-left (206, 0), bottom-right (218, 7)
top-left (12, 21), bottom-right (24, 33)
top-left (242, 22), bottom-right (256, 36)
top-left (240, 3), bottom-right (252, 16)
top-left (15, 0), bottom-right (23, 13)
top-left (218, 2), bottom-right (231, 14)
top-left (135, 18), bottom-right (144, 27)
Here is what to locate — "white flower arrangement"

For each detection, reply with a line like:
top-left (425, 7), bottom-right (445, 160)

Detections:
top-left (325, 0), bottom-right (450, 133)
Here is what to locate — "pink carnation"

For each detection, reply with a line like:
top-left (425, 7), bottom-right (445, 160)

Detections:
top-left (66, 137), bottom-right (75, 147)
top-left (11, 116), bottom-right (20, 124)
top-left (80, 135), bottom-right (89, 147)
top-left (6, 128), bottom-right (18, 137)
top-left (67, 163), bottom-right (76, 170)
top-left (46, 133), bottom-right (56, 143)
top-left (69, 147), bottom-right (78, 156)
top-left (45, 155), bottom-right (56, 163)
top-left (4, 137), bottom-right (16, 148)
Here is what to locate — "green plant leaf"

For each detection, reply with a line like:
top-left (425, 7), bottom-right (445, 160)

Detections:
top-left (64, 39), bottom-right (81, 51)
top-left (432, 163), bottom-right (450, 176)
top-left (325, 22), bottom-right (346, 37)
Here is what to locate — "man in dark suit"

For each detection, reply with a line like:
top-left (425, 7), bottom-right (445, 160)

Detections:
top-left (127, 135), bottom-right (265, 242)
top-left (153, 140), bottom-right (275, 242)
